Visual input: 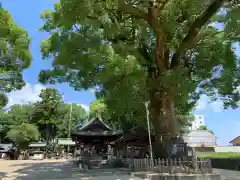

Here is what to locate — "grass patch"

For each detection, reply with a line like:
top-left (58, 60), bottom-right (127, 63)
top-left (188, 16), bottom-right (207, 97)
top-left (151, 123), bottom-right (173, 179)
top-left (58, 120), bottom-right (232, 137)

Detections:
top-left (197, 152), bottom-right (240, 158)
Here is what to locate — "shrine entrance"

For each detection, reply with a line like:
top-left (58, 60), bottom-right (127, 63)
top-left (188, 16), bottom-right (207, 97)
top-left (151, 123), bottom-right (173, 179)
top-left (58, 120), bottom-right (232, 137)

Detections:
top-left (72, 117), bottom-right (123, 164)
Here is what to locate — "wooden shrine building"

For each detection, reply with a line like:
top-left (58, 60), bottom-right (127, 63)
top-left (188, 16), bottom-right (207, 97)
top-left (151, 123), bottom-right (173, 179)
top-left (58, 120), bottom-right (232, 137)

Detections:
top-left (119, 126), bottom-right (155, 148)
top-left (71, 117), bottom-right (123, 156)
top-left (117, 126), bottom-right (155, 158)
top-left (118, 126), bottom-right (187, 158)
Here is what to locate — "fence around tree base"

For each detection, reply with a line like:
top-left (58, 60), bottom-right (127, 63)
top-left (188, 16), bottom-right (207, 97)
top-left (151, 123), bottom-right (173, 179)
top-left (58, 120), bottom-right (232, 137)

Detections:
top-left (133, 158), bottom-right (212, 174)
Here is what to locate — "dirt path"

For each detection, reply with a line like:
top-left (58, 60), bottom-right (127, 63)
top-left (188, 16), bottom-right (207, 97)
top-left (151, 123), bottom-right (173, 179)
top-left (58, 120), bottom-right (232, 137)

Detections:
top-left (0, 160), bottom-right (132, 180)
top-left (1, 160), bottom-right (240, 180)
top-left (0, 159), bottom-right (68, 180)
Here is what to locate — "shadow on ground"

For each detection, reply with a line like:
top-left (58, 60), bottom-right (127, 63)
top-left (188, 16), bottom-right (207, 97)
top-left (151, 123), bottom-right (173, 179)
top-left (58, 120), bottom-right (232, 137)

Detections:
top-left (0, 172), bottom-right (7, 177)
top-left (6, 161), bottom-right (132, 180)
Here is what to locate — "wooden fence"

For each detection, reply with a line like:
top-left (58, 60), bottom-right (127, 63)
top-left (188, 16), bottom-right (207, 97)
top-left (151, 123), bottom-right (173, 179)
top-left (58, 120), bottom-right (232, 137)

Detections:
top-left (133, 158), bottom-right (212, 174)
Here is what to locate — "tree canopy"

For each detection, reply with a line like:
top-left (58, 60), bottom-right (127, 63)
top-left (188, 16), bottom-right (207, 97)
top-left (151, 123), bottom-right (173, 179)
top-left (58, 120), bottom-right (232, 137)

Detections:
top-left (0, 87), bottom-right (88, 149)
top-left (56, 103), bottom-right (88, 137)
top-left (89, 98), bottom-right (109, 119)
top-left (38, 0), bottom-right (240, 140)
top-left (0, 4), bottom-right (32, 96)
top-left (6, 123), bottom-right (40, 150)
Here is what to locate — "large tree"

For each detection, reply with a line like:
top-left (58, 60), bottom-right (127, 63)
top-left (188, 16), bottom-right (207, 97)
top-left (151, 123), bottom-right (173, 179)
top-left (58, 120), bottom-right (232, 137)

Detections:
top-left (89, 98), bottom-right (110, 119)
top-left (0, 4), bottom-right (32, 100)
top-left (57, 103), bottom-right (88, 137)
top-left (39, 0), bottom-right (240, 147)
top-left (31, 88), bottom-right (63, 144)
top-left (6, 123), bottom-right (40, 150)
top-left (89, 98), bottom-right (138, 131)
top-left (8, 104), bottom-right (35, 125)
top-left (0, 109), bottom-right (11, 142)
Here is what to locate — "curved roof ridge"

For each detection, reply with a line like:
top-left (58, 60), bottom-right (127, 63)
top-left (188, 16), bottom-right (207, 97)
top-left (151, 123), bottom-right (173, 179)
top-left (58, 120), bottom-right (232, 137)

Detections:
top-left (77, 117), bottom-right (112, 132)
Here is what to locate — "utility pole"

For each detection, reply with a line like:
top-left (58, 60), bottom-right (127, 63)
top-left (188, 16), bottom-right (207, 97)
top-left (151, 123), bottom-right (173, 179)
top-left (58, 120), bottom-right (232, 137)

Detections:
top-left (144, 101), bottom-right (153, 161)
top-left (67, 103), bottom-right (73, 155)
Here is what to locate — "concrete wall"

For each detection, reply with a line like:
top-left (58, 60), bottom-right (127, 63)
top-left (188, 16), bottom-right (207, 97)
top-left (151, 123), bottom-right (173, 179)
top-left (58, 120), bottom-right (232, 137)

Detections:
top-left (133, 172), bottom-right (223, 180)
top-left (215, 146), bottom-right (240, 152)
top-left (184, 130), bottom-right (216, 147)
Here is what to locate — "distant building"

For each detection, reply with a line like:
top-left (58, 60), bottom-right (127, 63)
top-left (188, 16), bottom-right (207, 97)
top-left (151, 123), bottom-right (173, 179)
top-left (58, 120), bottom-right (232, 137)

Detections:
top-left (183, 130), bottom-right (216, 147)
top-left (230, 136), bottom-right (240, 146)
top-left (190, 115), bottom-right (205, 130)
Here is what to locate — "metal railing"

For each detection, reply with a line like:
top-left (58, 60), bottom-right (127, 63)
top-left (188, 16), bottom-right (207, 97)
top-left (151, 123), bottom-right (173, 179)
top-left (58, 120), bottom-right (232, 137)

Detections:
top-left (133, 158), bottom-right (212, 174)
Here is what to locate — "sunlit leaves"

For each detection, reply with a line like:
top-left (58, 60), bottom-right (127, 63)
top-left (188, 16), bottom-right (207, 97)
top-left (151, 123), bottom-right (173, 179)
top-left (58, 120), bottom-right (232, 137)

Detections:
top-left (6, 123), bottom-right (40, 149)
top-left (38, 0), bottom-right (240, 130)
top-left (0, 4), bottom-right (32, 97)
top-left (0, 93), bottom-right (8, 108)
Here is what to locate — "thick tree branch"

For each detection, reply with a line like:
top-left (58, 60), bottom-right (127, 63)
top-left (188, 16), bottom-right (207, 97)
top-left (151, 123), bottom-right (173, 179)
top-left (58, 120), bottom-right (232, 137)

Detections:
top-left (118, 0), bottom-right (148, 20)
top-left (138, 43), bottom-right (152, 63)
top-left (159, 0), bottom-right (169, 11)
top-left (170, 0), bottom-right (225, 69)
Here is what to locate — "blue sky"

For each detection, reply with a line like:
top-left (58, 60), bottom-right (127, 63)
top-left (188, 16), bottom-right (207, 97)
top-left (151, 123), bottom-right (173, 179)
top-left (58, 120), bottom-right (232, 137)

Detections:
top-left (2, 0), bottom-right (240, 145)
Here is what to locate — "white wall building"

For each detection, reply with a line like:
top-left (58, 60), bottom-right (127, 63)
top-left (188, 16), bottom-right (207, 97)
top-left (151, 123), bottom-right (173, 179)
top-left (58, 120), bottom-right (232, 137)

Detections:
top-left (183, 130), bottom-right (216, 147)
top-left (190, 115), bottom-right (205, 130)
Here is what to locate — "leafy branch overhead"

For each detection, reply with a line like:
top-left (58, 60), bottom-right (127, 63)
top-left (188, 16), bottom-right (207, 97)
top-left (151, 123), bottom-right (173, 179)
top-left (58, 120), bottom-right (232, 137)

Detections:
top-left (0, 4), bottom-right (32, 93)
top-left (39, 0), bottom-right (240, 135)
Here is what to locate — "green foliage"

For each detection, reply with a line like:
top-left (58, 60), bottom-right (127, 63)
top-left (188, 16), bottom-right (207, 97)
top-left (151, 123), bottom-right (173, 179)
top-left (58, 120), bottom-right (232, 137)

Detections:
top-left (0, 93), bottom-right (8, 108)
top-left (0, 109), bottom-right (11, 140)
top-left (198, 152), bottom-right (240, 158)
top-left (89, 98), bottom-right (194, 132)
top-left (56, 103), bottom-right (88, 137)
top-left (31, 88), bottom-right (63, 143)
top-left (89, 98), bottom-right (109, 119)
top-left (89, 98), bottom-right (144, 131)
top-left (30, 88), bottom-right (88, 141)
top-left (0, 87), bottom-right (87, 144)
top-left (0, 4), bottom-right (32, 93)
top-left (198, 125), bottom-right (214, 134)
top-left (6, 123), bottom-right (40, 149)
top-left (0, 104), bottom-right (35, 141)
top-left (8, 104), bottom-right (35, 125)
top-left (38, 0), bottom-right (240, 136)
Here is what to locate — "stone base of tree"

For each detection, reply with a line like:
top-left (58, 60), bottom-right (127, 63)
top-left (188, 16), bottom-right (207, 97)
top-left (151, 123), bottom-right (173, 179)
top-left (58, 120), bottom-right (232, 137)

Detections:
top-left (131, 172), bottom-right (223, 180)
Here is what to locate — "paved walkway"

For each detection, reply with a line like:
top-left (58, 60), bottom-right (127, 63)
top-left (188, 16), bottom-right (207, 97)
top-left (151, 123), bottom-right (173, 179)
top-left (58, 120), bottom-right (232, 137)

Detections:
top-left (0, 160), bottom-right (133, 180)
top-left (1, 160), bottom-right (240, 179)
top-left (214, 169), bottom-right (240, 180)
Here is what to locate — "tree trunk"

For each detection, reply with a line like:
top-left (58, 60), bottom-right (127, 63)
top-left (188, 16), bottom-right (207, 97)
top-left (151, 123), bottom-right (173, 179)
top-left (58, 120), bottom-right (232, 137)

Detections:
top-left (149, 88), bottom-right (179, 158)
top-left (45, 124), bottom-right (49, 144)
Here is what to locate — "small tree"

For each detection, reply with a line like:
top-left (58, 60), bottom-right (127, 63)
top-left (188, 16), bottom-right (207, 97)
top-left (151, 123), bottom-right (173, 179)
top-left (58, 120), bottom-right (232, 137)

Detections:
top-left (198, 125), bottom-right (214, 134)
top-left (6, 123), bottom-right (40, 150)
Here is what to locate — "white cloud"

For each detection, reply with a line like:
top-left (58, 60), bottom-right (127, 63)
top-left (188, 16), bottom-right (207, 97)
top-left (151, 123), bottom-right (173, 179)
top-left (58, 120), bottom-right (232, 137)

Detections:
top-left (66, 103), bottom-right (90, 112)
top-left (7, 83), bottom-right (45, 107)
top-left (195, 95), bottom-right (207, 111)
top-left (195, 95), bottom-right (223, 112)
top-left (6, 84), bottom-right (91, 112)
top-left (89, 89), bottom-right (95, 94)
top-left (210, 100), bottom-right (223, 112)
top-left (79, 104), bottom-right (90, 112)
